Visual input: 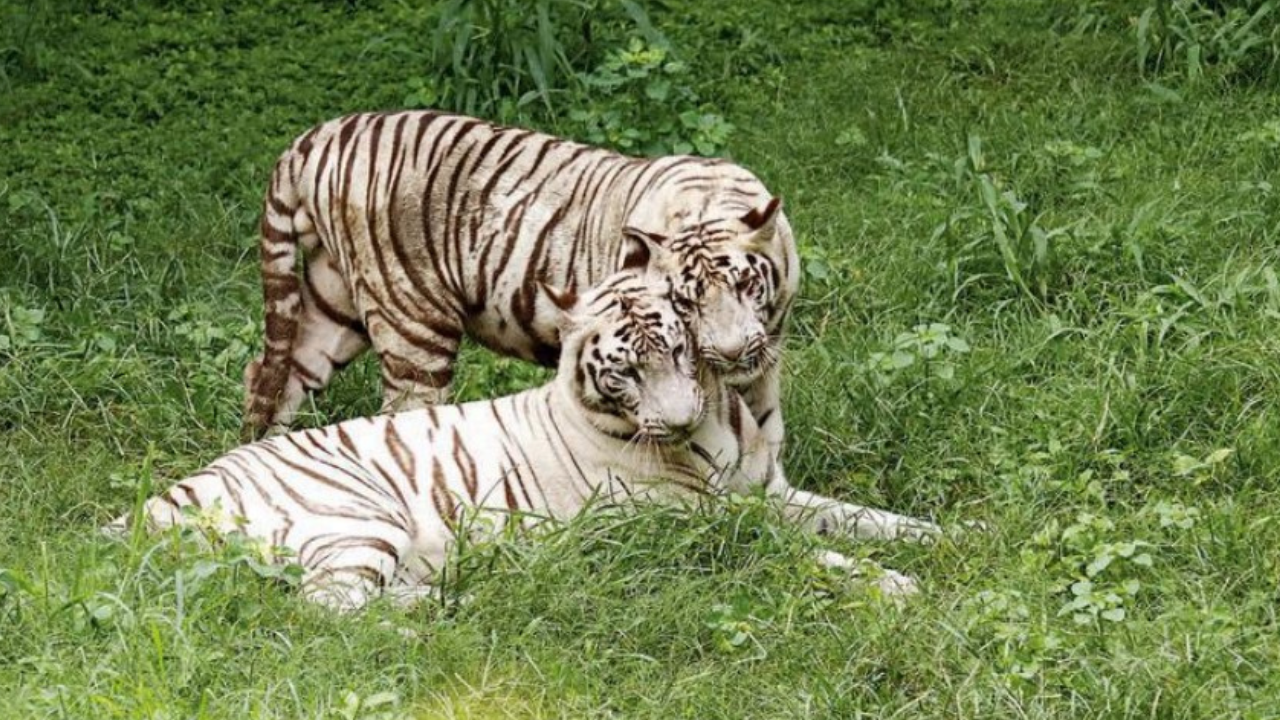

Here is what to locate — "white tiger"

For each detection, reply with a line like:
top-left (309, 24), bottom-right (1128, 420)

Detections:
top-left (119, 271), bottom-right (937, 610)
top-left (243, 111), bottom-right (798, 481)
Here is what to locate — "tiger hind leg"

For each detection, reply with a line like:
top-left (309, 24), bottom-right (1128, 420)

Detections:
top-left (299, 528), bottom-right (413, 612)
top-left (245, 248), bottom-right (369, 438)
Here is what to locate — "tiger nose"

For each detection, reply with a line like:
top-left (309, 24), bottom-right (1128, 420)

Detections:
top-left (718, 342), bottom-right (746, 362)
top-left (663, 395), bottom-right (703, 438)
top-left (666, 418), bottom-right (696, 441)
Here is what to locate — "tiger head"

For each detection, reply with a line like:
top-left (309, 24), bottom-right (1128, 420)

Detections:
top-left (621, 196), bottom-right (794, 386)
top-left (542, 272), bottom-right (704, 444)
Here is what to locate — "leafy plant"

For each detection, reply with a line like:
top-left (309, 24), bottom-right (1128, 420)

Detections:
top-left (0, 300), bottom-right (45, 356)
top-left (420, 2), bottom-right (733, 156)
top-left (1145, 499), bottom-right (1202, 530)
top-left (1025, 513), bottom-right (1155, 626)
top-left (799, 242), bottom-right (862, 285)
top-left (974, 175), bottom-right (1061, 302)
top-left (1040, 139), bottom-right (1108, 198)
top-left (1169, 446), bottom-right (1235, 486)
top-left (334, 690), bottom-right (409, 720)
top-left (863, 322), bottom-right (971, 384)
top-left (960, 589), bottom-right (1064, 683)
top-left (424, 0), bottom-right (656, 122)
top-left (170, 504), bottom-right (305, 591)
top-left (705, 596), bottom-right (764, 654)
top-left (568, 37), bottom-right (734, 156)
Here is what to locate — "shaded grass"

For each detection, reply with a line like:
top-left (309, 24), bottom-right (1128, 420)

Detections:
top-left (3, 0), bottom-right (1280, 717)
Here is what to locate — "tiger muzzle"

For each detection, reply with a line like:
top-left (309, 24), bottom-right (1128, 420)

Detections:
top-left (706, 334), bottom-right (768, 372)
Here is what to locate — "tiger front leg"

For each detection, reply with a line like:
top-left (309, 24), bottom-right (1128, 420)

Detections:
top-left (737, 363), bottom-right (785, 468)
top-left (717, 389), bottom-right (940, 543)
top-left (380, 363), bottom-right (452, 414)
top-left (773, 486), bottom-right (942, 544)
top-left (366, 313), bottom-right (462, 414)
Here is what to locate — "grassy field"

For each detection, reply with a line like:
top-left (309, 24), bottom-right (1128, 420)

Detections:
top-left (3, 0), bottom-right (1280, 717)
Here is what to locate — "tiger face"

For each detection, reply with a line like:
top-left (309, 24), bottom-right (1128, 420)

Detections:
top-left (543, 273), bottom-right (704, 443)
top-left (622, 197), bottom-right (789, 386)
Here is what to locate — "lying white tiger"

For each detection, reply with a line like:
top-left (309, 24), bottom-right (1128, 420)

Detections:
top-left (120, 272), bottom-right (936, 610)
top-left (244, 111), bottom-right (799, 479)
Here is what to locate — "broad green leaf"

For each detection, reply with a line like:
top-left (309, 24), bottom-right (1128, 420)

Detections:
top-left (1101, 607), bottom-right (1126, 622)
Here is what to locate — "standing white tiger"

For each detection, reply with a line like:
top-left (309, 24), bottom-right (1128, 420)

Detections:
top-left (243, 111), bottom-right (799, 478)
top-left (122, 272), bottom-right (937, 610)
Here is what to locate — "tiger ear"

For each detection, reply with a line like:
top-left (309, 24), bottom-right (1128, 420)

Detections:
top-left (739, 196), bottom-right (782, 244)
top-left (540, 279), bottom-right (581, 338)
top-left (620, 227), bottom-right (671, 271)
top-left (539, 282), bottom-right (577, 311)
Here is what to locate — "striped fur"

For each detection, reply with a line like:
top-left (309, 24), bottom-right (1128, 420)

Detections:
top-left (119, 272), bottom-right (936, 610)
top-left (241, 111), bottom-right (799, 471)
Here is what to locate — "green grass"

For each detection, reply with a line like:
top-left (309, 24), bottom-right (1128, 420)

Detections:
top-left (3, 0), bottom-right (1280, 717)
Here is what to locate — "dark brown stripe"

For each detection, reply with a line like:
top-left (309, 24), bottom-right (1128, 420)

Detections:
top-left (436, 121), bottom-right (487, 294)
top-left (288, 356), bottom-right (322, 387)
top-left (280, 434), bottom-right (395, 508)
top-left (385, 421), bottom-right (416, 481)
top-left (451, 427), bottom-right (478, 501)
top-left (337, 425), bottom-right (360, 456)
top-left (501, 446), bottom-right (535, 510)
top-left (303, 267), bottom-right (365, 334)
top-left (690, 442), bottom-right (716, 465)
top-left (261, 220), bottom-right (292, 246)
top-left (257, 443), bottom-right (382, 514)
top-left (410, 112), bottom-right (439, 160)
top-left (295, 124), bottom-right (321, 156)
top-left (430, 456), bottom-right (458, 527)
top-left (728, 394), bottom-right (743, 440)
top-left (502, 474), bottom-right (518, 511)
top-left (214, 470), bottom-right (249, 520)
top-left (226, 456), bottom-right (296, 542)
top-left (368, 458), bottom-right (413, 525)
top-left (267, 194), bottom-right (293, 217)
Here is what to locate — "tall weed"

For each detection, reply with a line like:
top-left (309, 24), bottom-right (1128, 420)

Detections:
top-left (1136, 0), bottom-right (1279, 83)
top-left (0, 0), bottom-right (53, 88)
top-left (423, 0), bottom-right (652, 121)
top-left (934, 136), bottom-right (1067, 304)
top-left (419, 0), bottom-right (733, 155)
top-left (426, 0), bottom-right (588, 119)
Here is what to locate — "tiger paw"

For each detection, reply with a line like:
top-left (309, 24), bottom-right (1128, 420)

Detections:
top-left (854, 564), bottom-right (919, 604)
top-left (943, 519), bottom-right (990, 541)
top-left (895, 519), bottom-right (944, 544)
top-left (815, 550), bottom-right (920, 602)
